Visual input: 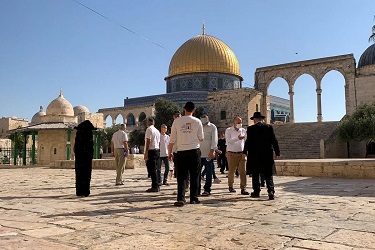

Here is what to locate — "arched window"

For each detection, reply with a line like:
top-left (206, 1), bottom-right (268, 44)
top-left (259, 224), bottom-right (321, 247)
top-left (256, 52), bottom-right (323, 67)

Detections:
top-left (139, 112), bottom-right (146, 123)
top-left (127, 113), bottom-right (135, 126)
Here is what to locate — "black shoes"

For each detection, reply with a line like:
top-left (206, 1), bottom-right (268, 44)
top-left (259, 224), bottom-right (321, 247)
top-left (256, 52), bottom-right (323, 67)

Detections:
top-left (250, 192), bottom-right (260, 198)
top-left (174, 200), bottom-right (185, 207)
top-left (146, 187), bottom-right (159, 192)
top-left (163, 181), bottom-right (170, 186)
top-left (190, 199), bottom-right (201, 204)
top-left (268, 192), bottom-right (275, 200)
top-left (260, 182), bottom-right (265, 187)
top-left (229, 187), bottom-right (236, 193)
top-left (241, 189), bottom-right (249, 195)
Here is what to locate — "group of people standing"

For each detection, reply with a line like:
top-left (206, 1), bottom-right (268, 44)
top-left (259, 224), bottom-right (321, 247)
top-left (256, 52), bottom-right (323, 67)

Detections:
top-left (111, 101), bottom-right (280, 206)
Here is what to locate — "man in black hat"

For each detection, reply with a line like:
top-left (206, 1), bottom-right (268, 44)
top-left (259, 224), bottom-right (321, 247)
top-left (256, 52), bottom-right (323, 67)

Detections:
top-left (242, 112), bottom-right (280, 200)
top-left (168, 101), bottom-right (204, 206)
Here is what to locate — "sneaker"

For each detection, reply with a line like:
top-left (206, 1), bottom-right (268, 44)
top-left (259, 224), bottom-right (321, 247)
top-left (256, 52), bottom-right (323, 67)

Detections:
top-left (115, 182), bottom-right (124, 186)
top-left (163, 181), bottom-right (170, 186)
top-left (201, 191), bottom-right (211, 196)
top-left (241, 189), bottom-right (249, 195)
top-left (213, 178), bottom-right (221, 184)
top-left (229, 187), bottom-right (236, 193)
top-left (260, 182), bottom-right (265, 187)
top-left (250, 192), bottom-right (260, 198)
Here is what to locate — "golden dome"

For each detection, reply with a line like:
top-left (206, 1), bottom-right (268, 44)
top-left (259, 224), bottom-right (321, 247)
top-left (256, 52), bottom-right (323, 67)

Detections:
top-left (167, 34), bottom-right (242, 79)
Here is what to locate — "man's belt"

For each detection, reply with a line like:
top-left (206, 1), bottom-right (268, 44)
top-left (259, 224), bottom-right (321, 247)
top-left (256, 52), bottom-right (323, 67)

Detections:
top-left (227, 151), bottom-right (243, 154)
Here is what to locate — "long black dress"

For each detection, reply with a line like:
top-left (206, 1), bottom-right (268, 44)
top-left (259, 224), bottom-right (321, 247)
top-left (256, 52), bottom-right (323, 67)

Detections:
top-left (74, 120), bottom-right (96, 197)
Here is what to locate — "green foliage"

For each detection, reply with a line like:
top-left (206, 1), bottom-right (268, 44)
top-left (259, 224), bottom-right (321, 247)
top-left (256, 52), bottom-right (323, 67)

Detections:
top-left (100, 124), bottom-right (120, 152)
top-left (194, 106), bottom-right (206, 118)
top-left (129, 129), bottom-right (145, 147)
top-left (8, 126), bottom-right (27, 153)
top-left (154, 98), bottom-right (181, 131)
top-left (336, 103), bottom-right (375, 141)
top-left (369, 16), bottom-right (375, 43)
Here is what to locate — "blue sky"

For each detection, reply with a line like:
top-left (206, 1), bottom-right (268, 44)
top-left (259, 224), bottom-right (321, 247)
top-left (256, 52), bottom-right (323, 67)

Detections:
top-left (1, 0), bottom-right (374, 123)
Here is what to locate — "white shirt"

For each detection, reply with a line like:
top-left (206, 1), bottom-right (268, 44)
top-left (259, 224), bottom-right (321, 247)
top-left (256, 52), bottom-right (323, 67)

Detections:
top-left (160, 134), bottom-right (170, 157)
top-left (200, 122), bottom-right (218, 158)
top-left (225, 126), bottom-right (246, 152)
top-left (145, 125), bottom-right (161, 150)
top-left (112, 130), bottom-right (128, 148)
top-left (170, 115), bottom-right (204, 152)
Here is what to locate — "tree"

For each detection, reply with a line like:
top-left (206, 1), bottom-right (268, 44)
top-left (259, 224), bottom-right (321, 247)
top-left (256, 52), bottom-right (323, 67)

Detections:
top-left (336, 103), bottom-right (375, 141)
top-left (129, 129), bottom-right (145, 148)
top-left (369, 15), bottom-right (375, 43)
top-left (100, 124), bottom-right (120, 153)
top-left (193, 106), bottom-right (206, 119)
top-left (154, 98), bottom-right (181, 131)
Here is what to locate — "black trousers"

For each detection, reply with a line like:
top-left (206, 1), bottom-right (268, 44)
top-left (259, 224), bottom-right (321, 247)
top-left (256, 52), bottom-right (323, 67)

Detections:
top-left (218, 153), bottom-right (228, 172)
top-left (251, 171), bottom-right (274, 195)
top-left (146, 149), bottom-right (160, 189)
top-left (176, 148), bottom-right (201, 202)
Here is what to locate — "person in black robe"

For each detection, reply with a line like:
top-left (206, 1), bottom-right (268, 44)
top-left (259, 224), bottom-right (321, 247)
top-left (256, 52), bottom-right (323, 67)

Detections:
top-left (242, 112), bottom-right (280, 200)
top-left (74, 120), bottom-right (96, 197)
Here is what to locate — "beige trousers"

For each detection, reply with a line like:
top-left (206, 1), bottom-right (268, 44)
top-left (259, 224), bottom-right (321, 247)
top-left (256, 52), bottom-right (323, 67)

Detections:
top-left (114, 148), bottom-right (127, 184)
top-left (226, 152), bottom-right (247, 189)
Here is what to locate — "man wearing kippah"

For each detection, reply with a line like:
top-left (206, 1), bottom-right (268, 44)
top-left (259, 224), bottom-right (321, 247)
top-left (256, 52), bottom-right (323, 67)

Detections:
top-left (168, 102), bottom-right (204, 206)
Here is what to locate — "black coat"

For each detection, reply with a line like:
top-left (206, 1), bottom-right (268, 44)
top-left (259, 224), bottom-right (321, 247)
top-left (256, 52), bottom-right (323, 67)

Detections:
top-left (243, 122), bottom-right (280, 176)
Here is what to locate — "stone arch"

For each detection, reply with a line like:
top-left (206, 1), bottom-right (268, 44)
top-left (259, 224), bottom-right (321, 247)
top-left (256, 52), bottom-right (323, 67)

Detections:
top-left (115, 114), bottom-right (125, 125)
top-left (255, 54), bottom-right (356, 123)
top-left (138, 112), bottom-right (146, 123)
top-left (320, 69), bottom-right (346, 121)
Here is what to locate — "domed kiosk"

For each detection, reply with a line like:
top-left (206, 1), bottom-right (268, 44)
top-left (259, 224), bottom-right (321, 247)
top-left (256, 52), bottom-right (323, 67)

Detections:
top-left (9, 89), bottom-right (104, 165)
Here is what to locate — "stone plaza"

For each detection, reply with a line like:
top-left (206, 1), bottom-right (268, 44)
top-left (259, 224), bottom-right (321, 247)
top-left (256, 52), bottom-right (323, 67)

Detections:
top-left (0, 164), bottom-right (374, 250)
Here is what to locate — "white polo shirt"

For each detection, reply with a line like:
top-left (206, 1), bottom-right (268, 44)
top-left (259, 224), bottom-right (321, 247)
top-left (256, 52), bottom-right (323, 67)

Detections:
top-left (112, 130), bottom-right (128, 149)
top-left (145, 125), bottom-right (161, 150)
top-left (160, 133), bottom-right (170, 157)
top-left (225, 126), bottom-right (246, 152)
top-left (170, 115), bottom-right (204, 152)
top-left (200, 122), bottom-right (218, 158)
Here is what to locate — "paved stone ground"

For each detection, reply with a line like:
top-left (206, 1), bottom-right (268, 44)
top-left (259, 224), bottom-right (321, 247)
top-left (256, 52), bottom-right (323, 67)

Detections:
top-left (0, 166), bottom-right (374, 250)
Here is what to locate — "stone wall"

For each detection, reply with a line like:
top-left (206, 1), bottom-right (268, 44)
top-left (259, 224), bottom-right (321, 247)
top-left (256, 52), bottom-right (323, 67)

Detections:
top-left (0, 117), bottom-right (29, 139)
top-left (207, 88), bottom-right (262, 131)
top-left (52, 154), bottom-right (145, 170)
top-left (276, 159), bottom-right (375, 178)
top-left (38, 130), bottom-right (76, 165)
top-left (355, 65), bottom-right (375, 106)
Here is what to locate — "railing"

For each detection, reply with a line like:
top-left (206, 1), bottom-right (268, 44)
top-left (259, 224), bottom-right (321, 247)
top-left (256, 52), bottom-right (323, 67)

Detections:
top-left (0, 147), bottom-right (36, 165)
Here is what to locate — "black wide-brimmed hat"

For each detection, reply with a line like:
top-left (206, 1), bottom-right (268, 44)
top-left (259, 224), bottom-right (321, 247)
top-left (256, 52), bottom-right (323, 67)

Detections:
top-left (250, 112), bottom-right (265, 120)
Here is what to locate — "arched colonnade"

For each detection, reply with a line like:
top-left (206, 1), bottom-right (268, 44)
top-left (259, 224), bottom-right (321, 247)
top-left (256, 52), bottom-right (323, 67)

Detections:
top-left (254, 54), bottom-right (356, 123)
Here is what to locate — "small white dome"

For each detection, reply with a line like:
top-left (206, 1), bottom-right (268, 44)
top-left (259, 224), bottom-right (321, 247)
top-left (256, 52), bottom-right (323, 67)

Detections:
top-left (74, 105), bottom-right (90, 116)
top-left (46, 89), bottom-right (74, 116)
top-left (31, 106), bottom-right (46, 124)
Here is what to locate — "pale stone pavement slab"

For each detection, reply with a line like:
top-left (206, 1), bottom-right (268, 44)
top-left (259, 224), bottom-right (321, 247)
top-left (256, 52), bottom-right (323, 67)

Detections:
top-left (0, 166), bottom-right (374, 250)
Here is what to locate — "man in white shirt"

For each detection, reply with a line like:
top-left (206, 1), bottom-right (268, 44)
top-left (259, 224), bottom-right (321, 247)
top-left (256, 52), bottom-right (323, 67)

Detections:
top-left (199, 113), bottom-right (218, 196)
top-left (144, 118), bottom-right (161, 192)
top-left (111, 124), bottom-right (129, 186)
top-left (225, 116), bottom-right (249, 195)
top-left (168, 102), bottom-right (204, 206)
top-left (159, 124), bottom-right (170, 186)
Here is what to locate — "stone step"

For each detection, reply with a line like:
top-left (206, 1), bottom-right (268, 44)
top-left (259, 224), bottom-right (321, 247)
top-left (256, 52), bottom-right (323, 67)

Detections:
top-left (273, 122), bottom-right (338, 159)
